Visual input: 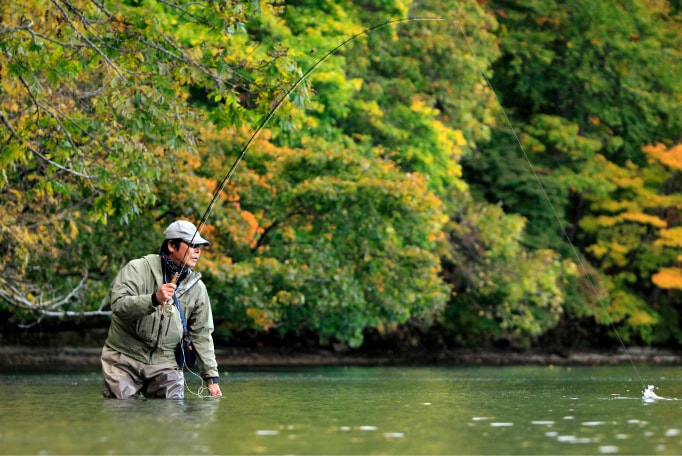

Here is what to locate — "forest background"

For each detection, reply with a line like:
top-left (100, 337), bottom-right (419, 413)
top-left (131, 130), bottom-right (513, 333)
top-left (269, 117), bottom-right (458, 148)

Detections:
top-left (2, 0), bottom-right (682, 359)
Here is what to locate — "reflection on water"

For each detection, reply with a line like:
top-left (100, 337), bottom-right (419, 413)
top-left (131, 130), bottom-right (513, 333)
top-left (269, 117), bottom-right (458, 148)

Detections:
top-left (1, 365), bottom-right (681, 454)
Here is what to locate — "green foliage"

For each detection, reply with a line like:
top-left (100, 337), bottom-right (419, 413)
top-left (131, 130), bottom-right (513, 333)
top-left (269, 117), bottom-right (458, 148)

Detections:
top-left (573, 143), bottom-right (682, 344)
top-left (462, 131), bottom-right (566, 252)
top-left (279, 0), bottom-right (501, 196)
top-left (0, 0), bottom-right (302, 319)
top-left (489, 0), bottom-right (682, 163)
top-left (3, 0), bottom-right (682, 352)
top-left (442, 195), bottom-right (576, 346)
top-left (479, 0), bottom-right (682, 346)
top-left (196, 127), bottom-right (450, 347)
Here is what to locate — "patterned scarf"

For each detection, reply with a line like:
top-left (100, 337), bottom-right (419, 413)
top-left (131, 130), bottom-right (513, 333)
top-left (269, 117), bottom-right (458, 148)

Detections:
top-left (160, 252), bottom-right (190, 285)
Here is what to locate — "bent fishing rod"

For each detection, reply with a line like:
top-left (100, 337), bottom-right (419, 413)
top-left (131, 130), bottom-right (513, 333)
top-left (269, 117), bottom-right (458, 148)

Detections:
top-left (174, 16), bottom-right (449, 272)
top-left (163, 16), bottom-right (449, 344)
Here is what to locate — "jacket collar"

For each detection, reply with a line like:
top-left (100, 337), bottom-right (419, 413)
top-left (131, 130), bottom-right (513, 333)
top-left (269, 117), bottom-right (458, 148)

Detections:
top-left (143, 254), bottom-right (202, 295)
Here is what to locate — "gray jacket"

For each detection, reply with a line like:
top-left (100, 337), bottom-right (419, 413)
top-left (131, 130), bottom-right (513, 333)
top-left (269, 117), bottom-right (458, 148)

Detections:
top-left (104, 254), bottom-right (219, 379)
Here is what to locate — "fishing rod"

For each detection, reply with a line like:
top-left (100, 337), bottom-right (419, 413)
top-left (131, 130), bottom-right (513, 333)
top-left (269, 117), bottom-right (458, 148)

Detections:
top-left (167, 17), bottom-right (448, 329)
top-left (172, 14), bottom-right (648, 392)
top-left (175, 16), bottom-right (448, 270)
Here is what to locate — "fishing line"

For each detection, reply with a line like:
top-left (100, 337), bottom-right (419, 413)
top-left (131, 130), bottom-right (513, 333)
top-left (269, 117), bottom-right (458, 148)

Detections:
top-left (449, 17), bottom-right (646, 388)
top-left (174, 14), bottom-right (646, 393)
top-left (182, 363), bottom-right (209, 398)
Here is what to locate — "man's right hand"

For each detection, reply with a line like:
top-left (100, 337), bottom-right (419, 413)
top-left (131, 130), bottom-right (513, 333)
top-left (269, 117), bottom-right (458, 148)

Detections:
top-left (155, 283), bottom-right (177, 305)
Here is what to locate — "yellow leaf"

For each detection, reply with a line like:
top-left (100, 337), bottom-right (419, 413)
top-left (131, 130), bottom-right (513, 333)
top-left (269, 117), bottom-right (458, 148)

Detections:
top-left (652, 267), bottom-right (682, 289)
top-left (655, 227), bottom-right (682, 248)
top-left (620, 212), bottom-right (666, 228)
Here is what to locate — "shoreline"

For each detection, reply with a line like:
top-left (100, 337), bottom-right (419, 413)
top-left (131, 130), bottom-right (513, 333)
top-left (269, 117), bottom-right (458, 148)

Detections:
top-left (1, 345), bottom-right (680, 370)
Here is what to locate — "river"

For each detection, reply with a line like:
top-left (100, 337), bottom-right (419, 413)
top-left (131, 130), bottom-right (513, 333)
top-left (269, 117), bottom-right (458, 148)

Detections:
top-left (1, 365), bottom-right (681, 454)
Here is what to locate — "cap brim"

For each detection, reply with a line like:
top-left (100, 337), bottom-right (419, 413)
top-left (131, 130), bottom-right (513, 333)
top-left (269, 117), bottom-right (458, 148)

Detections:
top-left (186, 236), bottom-right (210, 246)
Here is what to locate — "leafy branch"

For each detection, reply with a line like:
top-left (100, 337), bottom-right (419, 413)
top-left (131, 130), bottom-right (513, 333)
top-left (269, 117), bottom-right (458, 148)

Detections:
top-left (0, 111), bottom-right (94, 179)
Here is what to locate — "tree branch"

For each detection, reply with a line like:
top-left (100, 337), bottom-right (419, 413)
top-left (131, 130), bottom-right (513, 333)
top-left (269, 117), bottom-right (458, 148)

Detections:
top-left (252, 211), bottom-right (308, 252)
top-left (0, 273), bottom-right (112, 320)
top-left (0, 111), bottom-right (95, 179)
top-left (156, 0), bottom-right (213, 27)
top-left (50, 0), bottom-right (127, 81)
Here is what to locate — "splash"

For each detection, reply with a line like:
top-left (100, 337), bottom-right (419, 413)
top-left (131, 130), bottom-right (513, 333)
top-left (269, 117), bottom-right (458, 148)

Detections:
top-left (642, 385), bottom-right (665, 402)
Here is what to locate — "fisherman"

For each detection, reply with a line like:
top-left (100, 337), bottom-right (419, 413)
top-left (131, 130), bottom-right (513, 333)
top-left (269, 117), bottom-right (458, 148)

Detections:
top-left (101, 220), bottom-right (222, 399)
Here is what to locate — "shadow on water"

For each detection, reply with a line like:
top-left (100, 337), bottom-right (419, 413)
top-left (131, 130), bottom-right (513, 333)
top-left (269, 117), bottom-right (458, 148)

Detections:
top-left (1, 365), bottom-right (682, 454)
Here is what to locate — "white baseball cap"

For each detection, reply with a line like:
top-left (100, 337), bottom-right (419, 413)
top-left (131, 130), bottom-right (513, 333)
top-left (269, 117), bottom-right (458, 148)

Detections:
top-left (163, 220), bottom-right (210, 246)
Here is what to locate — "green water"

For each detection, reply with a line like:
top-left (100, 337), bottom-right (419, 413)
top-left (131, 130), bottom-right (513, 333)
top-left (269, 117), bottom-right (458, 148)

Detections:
top-left (1, 365), bottom-right (681, 454)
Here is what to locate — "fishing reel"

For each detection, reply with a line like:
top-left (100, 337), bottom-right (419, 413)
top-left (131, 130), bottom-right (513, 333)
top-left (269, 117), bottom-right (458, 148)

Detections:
top-left (161, 302), bottom-right (175, 318)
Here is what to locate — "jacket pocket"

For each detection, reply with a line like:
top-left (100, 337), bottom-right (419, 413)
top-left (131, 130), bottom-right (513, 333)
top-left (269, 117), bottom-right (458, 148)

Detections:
top-left (135, 312), bottom-right (161, 345)
top-left (159, 313), bottom-right (184, 351)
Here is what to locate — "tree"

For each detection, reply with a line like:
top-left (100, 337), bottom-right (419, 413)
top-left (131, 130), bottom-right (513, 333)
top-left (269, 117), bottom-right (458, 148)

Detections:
top-left (488, 0), bottom-right (682, 163)
top-left (159, 124), bottom-right (451, 347)
top-left (0, 0), bottom-right (302, 322)
top-left (475, 0), bottom-right (682, 345)
top-left (1, 0), bottom-right (455, 348)
top-left (441, 192), bottom-right (576, 346)
top-left (272, 0), bottom-right (571, 347)
top-left (578, 142), bottom-right (682, 344)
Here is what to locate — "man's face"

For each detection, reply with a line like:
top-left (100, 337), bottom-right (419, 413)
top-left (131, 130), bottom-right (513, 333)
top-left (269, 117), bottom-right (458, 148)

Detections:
top-left (168, 241), bottom-right (202, 268)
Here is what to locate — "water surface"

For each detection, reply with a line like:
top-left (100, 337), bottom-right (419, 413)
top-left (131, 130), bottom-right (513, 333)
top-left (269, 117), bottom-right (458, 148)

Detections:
top-left (1, 365), bottom-right (681, 454)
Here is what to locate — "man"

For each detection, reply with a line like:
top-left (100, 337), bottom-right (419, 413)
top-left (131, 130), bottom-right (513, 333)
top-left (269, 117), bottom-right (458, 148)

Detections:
top-left (101, 220), bottom-right (222, 399)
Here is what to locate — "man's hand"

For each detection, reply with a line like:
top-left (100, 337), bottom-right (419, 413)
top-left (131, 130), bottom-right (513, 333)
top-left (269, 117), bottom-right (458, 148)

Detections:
top-left (155, 283), bottom-right (177, 305)
top-left (207, 383), bottom-right (222, 397)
